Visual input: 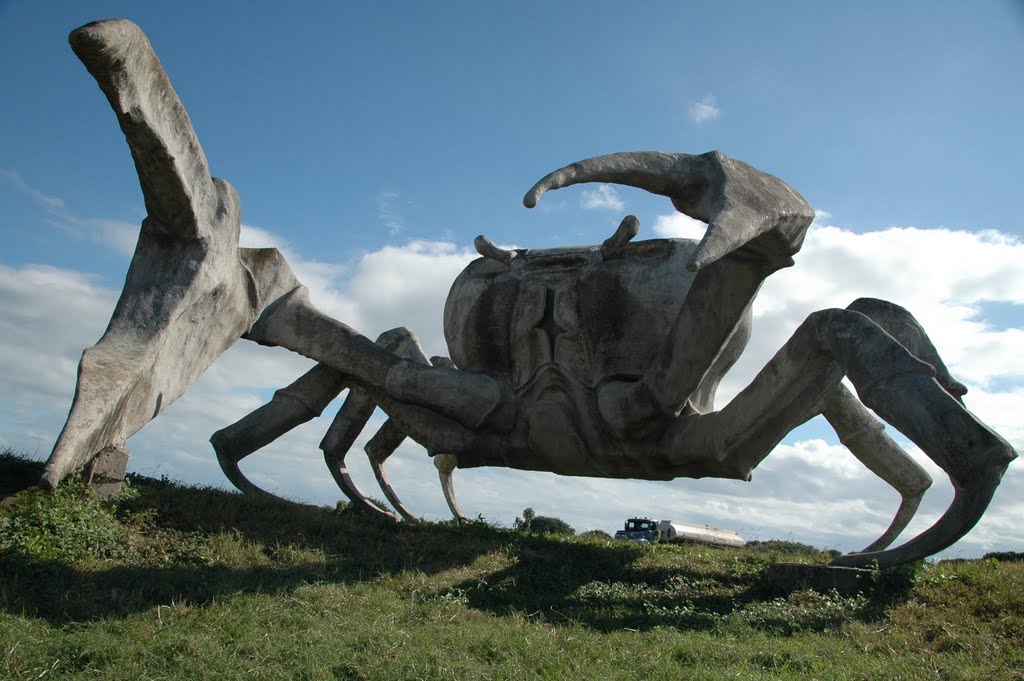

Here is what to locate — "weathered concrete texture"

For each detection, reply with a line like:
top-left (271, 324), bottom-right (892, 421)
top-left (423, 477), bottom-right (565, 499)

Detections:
top-left (49, 19), bottom-right (1017, 569)
top-left (82, 444), bottom-right (129, 499)
top-left (43, 19), bottom-right (303, 490)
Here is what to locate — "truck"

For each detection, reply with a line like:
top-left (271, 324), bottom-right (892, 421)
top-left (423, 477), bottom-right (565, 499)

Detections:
top-left (614, 518), bottom-right (745, 548)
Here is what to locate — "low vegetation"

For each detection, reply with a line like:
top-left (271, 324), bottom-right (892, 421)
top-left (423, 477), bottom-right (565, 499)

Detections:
top-left (1, 448), bottom-right (1022, 679)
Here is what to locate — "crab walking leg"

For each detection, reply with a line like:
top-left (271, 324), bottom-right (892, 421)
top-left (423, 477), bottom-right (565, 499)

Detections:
top-left (424, 356), bottom-right (467, 521)
top-left (666, 308), bottom-right (1016, 567)
top-left (815, 296), bottom-right (977, 552)
top-left (210, 364), bottom-right (346, 501)
top-left (315, 328), bottom-right (423, 520)
top-left (434, 454), bottom-right (467, 522)
top-left (320, 378), bottom-right (495, 519)
top-left (364, 419), bottom-right (421, 522)
top-left (361, 355), bottom-right (467, 522)
top-left (810, 296), bottom-right (974, 552)
top-left (320, 382), bottom-right (397, 520)
top-left (818, 384), bottom-right (932, 552)
top-left (846, 297), bottom-right (968, 400)
top-left (44, 20), bottom-right (304, 488)
top-left (248, 287), bottom-right (516, 432)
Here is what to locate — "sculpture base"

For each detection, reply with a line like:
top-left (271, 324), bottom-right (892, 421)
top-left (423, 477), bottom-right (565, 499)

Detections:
top-left (82, 444), bottom-right (129, 499)
top-left (767, 562), bottom-right (874, 593)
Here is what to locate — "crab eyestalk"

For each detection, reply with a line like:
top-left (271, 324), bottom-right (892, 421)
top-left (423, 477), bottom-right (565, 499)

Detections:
top-left (601, 215), bottom-right (640, 260)
top-left (475, 235), bottom-right (517, 268)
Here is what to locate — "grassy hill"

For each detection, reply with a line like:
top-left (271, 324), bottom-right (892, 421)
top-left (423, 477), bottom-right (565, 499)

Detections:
top-left (1, 449), bottom-right (1021, 679)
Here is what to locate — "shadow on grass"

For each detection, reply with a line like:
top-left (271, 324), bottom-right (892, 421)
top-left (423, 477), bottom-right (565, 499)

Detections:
top-left (0, 453), bottom-right (917, 632)
top-left (442, 540), bottom-right (919, 633)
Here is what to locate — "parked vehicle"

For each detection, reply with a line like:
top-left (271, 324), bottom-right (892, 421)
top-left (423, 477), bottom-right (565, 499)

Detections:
top-left (614, 517), bottom-right (745, 548)
top-left (613, 517), bottom-right (660, 543)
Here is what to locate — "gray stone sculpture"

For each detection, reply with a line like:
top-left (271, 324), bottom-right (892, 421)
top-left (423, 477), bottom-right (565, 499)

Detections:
top-left (43, 19), bottom-right (1017, 568)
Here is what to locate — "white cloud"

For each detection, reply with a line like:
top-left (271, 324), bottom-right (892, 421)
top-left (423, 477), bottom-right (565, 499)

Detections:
top-left (376, 191), bottom-right (405, 236)
top-left (0, 169), bottom-right (65, 209)
top-left (580, 184), bottom-right (625, 211)
top-left (2, 168), bottom-right (139, 256)
top-left (1, 220), bottom-right (1021, 558)
top-left (651, 211), bottom-right (707, 240)
top-left (690, 94), bottom-right (720, 125)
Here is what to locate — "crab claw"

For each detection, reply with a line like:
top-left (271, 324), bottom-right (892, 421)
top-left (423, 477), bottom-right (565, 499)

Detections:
top-left (43, 19), bottom-right (302, 488)
top-left (524, 151), bottom-right (815, 271)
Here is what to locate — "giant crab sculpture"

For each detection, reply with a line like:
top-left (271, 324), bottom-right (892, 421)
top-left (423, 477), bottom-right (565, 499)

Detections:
top-left (43, 19), bottom-right (1016, 568)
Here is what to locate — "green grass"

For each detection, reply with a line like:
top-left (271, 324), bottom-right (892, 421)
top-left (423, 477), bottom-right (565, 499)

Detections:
top-left (1, 448), bottom-right (1022, 680)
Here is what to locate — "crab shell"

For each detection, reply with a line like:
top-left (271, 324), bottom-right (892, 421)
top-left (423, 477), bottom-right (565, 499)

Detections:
top-left (442, 237), bottom-right (751, 479)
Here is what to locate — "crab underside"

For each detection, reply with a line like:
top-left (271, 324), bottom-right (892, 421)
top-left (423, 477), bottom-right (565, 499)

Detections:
top-left (42, 19), bottom-right (1017, 569)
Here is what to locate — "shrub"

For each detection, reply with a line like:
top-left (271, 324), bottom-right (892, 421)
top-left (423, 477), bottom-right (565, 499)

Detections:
top-left (580, 529), bottom-right (613, 541)
top-left (529, 515), bottom-right (575, 536)
top-left (745, 539), bottom-right (823, 556)
top-left (983, 551), bottom-right (1024, 563)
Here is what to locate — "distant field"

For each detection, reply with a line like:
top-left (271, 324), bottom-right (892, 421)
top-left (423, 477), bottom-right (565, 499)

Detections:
top-left (1, 449), bottom-right (1021, 679)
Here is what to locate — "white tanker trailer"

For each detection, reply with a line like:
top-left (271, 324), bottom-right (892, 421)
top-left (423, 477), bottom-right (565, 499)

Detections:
top-left (614, 517), bottom-right (745, 547)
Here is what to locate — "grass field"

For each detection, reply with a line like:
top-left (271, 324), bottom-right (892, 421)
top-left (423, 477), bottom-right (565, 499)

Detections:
top-left (1, 449), bottom-right (1022, 679)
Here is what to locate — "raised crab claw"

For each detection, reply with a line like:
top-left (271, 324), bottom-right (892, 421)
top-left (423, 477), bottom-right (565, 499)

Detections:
top-left (44, 19), bottom-right (1016, 568)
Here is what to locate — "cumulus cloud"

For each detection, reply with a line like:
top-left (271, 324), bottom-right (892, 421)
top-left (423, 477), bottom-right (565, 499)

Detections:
top-left (580, 184), bottom-right (625, 212)
top-left (690, 94), bottom-right (720, 125)
top-left (1, 219), bottom-right (1021, 557)
top-left (652, 212), bottom-right (707, 240)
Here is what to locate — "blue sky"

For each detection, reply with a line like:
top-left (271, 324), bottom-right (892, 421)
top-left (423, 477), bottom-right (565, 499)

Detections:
top-left (1, 2), bottom-right (1022, 557)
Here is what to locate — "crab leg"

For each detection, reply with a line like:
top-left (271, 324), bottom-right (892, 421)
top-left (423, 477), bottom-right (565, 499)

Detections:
top-left (363, 419), bottom-right (420, 522)
top-left (665, 307), bottom-right (1016, 568)
top-left (818, 383), bottom-right (931, 552)
top-left (359, 354), bottom-right (467, 522)
top-left (320, 384), bottom-right (399, 520)
top-left (320, 327), bottom-right (444, 522)
top-left (423, 356), bottom-right (467, 521)
top-left (248, 287), bottom-right (516, 434)
top-left (846, 298), bottom-right (968, 401)
top-left (210, 363), bottom-right (346, 501)
top-left (434, 454), bottom-right (467, 522)
top-left (812, 297), bottom-right (974, 552)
